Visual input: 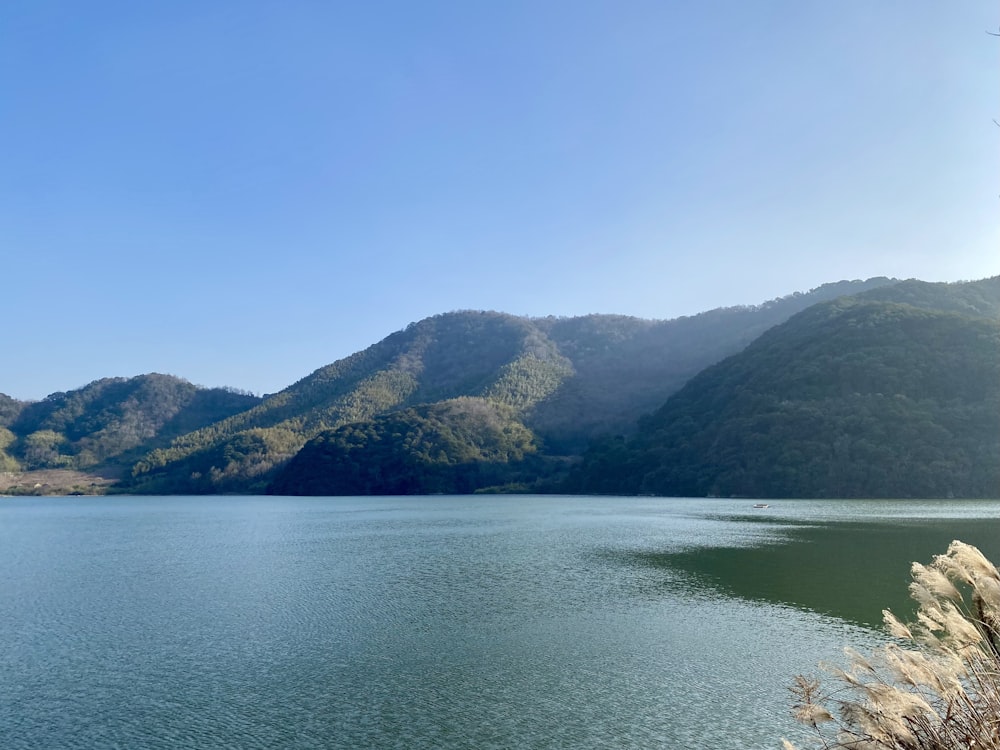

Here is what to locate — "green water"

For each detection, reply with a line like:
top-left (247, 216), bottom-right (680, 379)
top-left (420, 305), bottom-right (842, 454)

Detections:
top-left (0, 495), bottom-right (996, 749)
top-left (640, 500), bottom-right (1000, 627)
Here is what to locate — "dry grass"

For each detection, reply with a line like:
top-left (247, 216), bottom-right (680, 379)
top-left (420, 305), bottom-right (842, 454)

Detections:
top-left (0, 468), bottom-right (119, 496)
top-left (785, 541), bottom-right (1000, 749)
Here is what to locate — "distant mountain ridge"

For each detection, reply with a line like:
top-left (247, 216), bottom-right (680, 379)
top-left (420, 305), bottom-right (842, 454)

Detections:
top-left (10, 275), bottom-right (995, 499)
top-left (113, 277), bottom-right (897, 494)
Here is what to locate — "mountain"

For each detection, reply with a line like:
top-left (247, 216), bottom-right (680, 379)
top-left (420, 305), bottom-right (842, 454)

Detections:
top-left (565, 277), bottom-right (1000, 498)
top-left (125, 311), bottom-right (570, 493)
top-left (123, 278), bottom-right (894, 495)
top-left (3, 374), bottom-right (260, 475)
top-left (530, 277), bottom-right (895, 452)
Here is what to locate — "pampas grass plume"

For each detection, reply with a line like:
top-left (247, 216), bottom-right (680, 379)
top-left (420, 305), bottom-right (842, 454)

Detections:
top-left (785, 540), bottom-right (1000, 750)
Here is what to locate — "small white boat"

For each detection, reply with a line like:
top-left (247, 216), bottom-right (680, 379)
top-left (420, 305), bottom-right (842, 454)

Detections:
top-left (752, 503), bottom-right (769, 509)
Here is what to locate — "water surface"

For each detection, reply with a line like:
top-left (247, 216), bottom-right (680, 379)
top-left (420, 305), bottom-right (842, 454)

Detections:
top-left (2, 495), bottom-right (995, 749)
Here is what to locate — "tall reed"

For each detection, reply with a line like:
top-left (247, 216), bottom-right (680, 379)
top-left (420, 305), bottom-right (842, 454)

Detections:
top-left (785, 540), bottom-right (1000, 749)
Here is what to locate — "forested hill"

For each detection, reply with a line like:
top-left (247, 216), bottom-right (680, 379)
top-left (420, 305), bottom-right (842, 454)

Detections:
top-left (268, 398), bottom-right (545, 496)
top-left (529, 277), bottom-right (894, 452)
top-left (0, 393), bottom-right (26, 472)
top-left (855, 275), bottom-right (1000, 317)
top-left (0, 374), bottom-right (260, 477)
top-left (120, 278), bottom-right (893, 495)
top-left (125, 311), bottom-right (573, 493)
top-left (564, 277), bottom-right (1000, 499)
top-left (17, 275), bottom-right (990, 498)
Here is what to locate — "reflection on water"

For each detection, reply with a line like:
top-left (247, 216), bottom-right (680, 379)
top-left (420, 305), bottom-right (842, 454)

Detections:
top-left (641, 500), bottom-right (1000, 627)
top-left (1, 496), bottom-right (994, 749)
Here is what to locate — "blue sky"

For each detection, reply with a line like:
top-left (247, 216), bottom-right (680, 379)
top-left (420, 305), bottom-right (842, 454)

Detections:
top-left (2, 1), bottom-right (996, 401)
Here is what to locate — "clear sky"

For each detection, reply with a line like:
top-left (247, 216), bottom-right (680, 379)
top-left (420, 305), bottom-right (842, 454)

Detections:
top-left (2, 1), bottom-right (996, 401)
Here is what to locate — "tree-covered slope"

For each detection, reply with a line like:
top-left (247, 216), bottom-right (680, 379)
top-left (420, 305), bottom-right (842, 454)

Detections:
top-left (856, 275), bottom-right (1000, 317)
top-left (21, 275), bottom-right (987, 497)
top-left (566, 280), bottom-right (1000, 499)
top-left (126, 279), bottom-right (895, 495)
top-left (5, 374), bottom-right (260, 472)
top-left (125, 312), bottom-right (574, 493)
top-left (0, 393), bottom-right (25, 427)
top-left (530, 277), bottom-right (896, 452)
top-left (0, 394), bottom-right (25, 472)
top-left (269, 398), bottom-right (547, 495)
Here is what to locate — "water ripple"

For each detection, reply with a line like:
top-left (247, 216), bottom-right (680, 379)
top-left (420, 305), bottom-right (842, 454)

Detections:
top-left (0, 495), bottom-right (939, 748)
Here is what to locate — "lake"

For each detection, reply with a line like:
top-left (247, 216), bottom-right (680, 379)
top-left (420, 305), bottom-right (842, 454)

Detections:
top-left (2, 495), bottom-right (999, 749)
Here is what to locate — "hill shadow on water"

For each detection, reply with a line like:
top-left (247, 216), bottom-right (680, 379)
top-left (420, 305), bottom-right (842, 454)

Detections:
top-left (628, 515), bottom-right (1000, 629)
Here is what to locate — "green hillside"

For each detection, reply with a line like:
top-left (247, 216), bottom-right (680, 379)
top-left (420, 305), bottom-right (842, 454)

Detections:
top-left (9, 276), bottom-right (997, 498)
top-left (125, 312), bottom-right (572, 493)
top-left (0, 393), bottom-right (24, 427)
top-left (4, 374), bottom-right (260, 474)
top-left (531, 277), bottom-right (894, 452)
top-left (123, 279), bottom-right (892, 495)
top-left (857, 275), bottom-right (1000, 317)
top-left (0, 394), bottom-right (24, 472)
top-left (269, 398), bottom-right (548, 495)
top-left (565, 278), bottom-right (1000, 498)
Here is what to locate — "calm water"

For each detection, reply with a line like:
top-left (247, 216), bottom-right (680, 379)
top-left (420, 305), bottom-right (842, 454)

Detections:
top-left (2, 496), bottom-right (998, 749)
